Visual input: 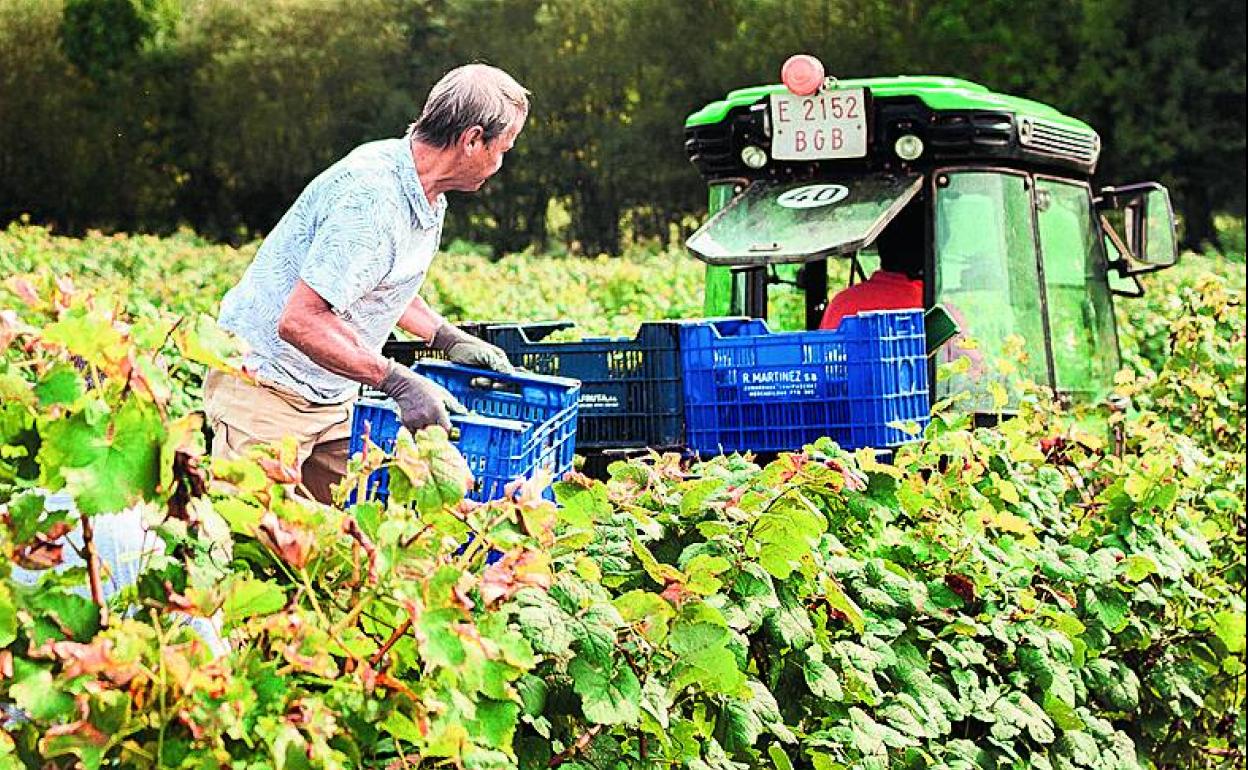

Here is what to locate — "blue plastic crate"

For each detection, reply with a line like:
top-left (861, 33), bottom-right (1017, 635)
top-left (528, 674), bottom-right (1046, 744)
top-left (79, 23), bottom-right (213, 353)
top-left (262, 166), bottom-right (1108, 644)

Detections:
top-left (485, 321), bottom-right (689, 451)
top-left (348, 363), bottom-right (580, 504)
top-left (678, 310), bottom-right (930, 454)
top-left (349, 404), bottom-right (527, 503)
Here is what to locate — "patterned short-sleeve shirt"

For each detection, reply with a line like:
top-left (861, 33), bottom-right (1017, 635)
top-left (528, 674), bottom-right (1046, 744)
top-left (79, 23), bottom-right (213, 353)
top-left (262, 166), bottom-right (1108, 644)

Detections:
top-left (218, 134), bottom-right (446, 403)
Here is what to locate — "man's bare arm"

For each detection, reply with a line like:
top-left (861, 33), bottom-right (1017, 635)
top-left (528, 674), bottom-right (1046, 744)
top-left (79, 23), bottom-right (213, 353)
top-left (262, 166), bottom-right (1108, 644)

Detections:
top-left (396, 294), bottom-right (445, 341)
top-left (277, 280), bottom-right (389, 388)
top-left (395, 292), bottom-right (513, 372)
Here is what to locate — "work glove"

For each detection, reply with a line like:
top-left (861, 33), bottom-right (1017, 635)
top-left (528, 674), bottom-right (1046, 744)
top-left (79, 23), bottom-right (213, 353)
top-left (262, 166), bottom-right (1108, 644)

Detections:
top-left (430, 322), bottom-right (514, 373)
top-left (375, 360), bottom-right (467, 433)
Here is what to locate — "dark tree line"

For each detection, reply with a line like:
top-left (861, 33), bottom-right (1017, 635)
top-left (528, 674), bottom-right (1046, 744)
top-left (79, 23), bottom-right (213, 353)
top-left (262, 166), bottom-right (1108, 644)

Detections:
top-left (0, 0), bottom-right (1243, 253)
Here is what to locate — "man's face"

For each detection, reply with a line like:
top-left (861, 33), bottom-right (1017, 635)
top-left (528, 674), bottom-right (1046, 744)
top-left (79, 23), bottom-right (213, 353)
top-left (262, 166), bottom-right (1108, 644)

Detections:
top-left (459, 116), bottom-right (525, 192)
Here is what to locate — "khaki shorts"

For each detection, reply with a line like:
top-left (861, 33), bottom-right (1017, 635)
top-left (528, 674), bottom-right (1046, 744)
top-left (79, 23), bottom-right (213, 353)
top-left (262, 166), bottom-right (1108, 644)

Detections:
top-left (202, 370), bottom-right (355, 505)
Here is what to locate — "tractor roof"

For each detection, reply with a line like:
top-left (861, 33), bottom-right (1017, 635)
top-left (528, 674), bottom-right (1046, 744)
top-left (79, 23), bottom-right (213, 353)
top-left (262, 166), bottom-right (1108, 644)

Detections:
top-left (684, 75), bottom-right (1100, 179)
top-left (686, 75), bottom-right (1094, 132)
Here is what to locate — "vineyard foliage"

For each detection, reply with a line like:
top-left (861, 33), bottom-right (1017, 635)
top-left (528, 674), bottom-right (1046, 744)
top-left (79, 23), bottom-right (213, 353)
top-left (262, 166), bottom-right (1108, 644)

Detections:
top-left (0, 223), bottom-right (1244, 769)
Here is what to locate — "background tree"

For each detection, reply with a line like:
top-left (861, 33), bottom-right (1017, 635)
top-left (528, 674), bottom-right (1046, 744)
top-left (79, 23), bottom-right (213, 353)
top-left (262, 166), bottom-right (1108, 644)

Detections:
top-left (0, 0), bottom-right (1242, 252)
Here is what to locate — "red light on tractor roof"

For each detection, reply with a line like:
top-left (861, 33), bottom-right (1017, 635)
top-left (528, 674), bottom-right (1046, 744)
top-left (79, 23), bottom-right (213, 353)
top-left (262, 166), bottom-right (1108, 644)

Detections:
top-left (781, 54), bottom-right (825, 96)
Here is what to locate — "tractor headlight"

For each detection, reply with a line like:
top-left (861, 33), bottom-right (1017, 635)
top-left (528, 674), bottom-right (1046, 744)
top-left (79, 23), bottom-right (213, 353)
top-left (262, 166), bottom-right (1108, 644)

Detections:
top-left (741, 145), bottom-right (768, 169)
top-left (894, 134), bottom-right (924, 161)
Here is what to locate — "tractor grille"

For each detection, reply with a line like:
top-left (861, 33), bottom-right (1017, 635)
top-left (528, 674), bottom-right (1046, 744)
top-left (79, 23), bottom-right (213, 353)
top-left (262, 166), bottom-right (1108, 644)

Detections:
top-left (685, 108), bottom-right (762, 179)
top-left (685, 126), bottom-right (735, 177)
top-left (1017, 118), bottom-right (1100, 165)
top-left (926, 112), bottom-right (1014, 150)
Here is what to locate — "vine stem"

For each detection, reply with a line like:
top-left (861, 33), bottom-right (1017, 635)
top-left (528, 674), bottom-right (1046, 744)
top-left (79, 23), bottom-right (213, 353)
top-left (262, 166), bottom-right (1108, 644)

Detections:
top-left (329, 585), bottom-right (379, 639)
top-left (454, 532), bottom-right (487, 570)
top-left (548, 725), bottom-right (602, 767)
top-left (299, 569), bottom-right (330, 626)
top-left (80, 513), bottom-right (109, 627)
top-left (151, 609), bottom-right (169, 764)
top-left (371, 615), bottom-right (414, 667)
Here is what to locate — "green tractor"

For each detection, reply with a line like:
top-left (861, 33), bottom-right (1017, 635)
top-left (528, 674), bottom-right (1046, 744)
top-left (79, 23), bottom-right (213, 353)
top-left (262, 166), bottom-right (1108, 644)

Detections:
top-left (684, 55), bottom-right (1180, 411)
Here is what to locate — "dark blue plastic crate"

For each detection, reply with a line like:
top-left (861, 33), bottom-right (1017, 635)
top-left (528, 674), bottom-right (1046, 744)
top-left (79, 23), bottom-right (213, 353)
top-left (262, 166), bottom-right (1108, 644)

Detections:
top-left (349, 362), bottom-right (580, 503)
top-left (678, 310), bottom-right (930, 454)
top-left (485, 321), bottom-right (687, 450)
top-left (380, 321), bottom-right (536, 367)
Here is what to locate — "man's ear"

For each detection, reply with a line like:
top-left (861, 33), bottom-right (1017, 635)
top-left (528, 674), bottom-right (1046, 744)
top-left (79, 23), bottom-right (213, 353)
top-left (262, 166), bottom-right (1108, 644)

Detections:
top-left (460, 125), bottom-right (485, 154)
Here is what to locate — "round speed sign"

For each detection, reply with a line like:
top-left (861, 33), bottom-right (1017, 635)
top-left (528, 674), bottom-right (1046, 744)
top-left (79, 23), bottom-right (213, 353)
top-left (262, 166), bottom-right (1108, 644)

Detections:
top-left (776, 184), bottom-right (849, 209)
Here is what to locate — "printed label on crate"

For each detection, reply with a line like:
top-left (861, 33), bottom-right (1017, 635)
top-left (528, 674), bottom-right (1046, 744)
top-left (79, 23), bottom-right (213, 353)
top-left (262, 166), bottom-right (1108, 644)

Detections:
top-left (579, 392), bottom-right (621, 410)
top-left (739, 368), bottom-right (819, 399)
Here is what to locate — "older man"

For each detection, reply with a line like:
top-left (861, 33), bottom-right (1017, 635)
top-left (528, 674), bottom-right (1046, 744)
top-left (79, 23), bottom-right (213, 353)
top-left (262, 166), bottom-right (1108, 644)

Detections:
top-left (205, 64), bottom-right (526, 503)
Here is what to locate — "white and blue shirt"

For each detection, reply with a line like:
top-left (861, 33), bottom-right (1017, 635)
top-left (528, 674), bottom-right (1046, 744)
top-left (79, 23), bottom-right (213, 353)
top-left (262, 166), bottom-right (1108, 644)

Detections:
top-left (218, 135), bottom-right (446, 403)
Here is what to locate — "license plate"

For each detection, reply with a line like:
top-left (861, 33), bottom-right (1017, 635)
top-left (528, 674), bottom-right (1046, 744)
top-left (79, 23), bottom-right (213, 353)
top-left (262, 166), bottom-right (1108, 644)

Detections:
top-left (769, 88), bottom-right (868, 161)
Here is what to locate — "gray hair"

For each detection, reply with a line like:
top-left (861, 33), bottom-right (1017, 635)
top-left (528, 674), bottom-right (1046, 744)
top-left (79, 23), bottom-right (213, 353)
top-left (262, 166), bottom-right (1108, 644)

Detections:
top-left (412, 64), bottom-right (530, 148)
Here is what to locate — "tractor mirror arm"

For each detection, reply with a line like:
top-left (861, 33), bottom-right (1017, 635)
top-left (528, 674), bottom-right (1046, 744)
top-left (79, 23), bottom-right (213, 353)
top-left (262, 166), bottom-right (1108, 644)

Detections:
top-left (1099, 213), bottom-right (1150, 297)
top-left (1100, 213), bottom-right (1170, 280)
top-left (1108, 270), bottom-right (1145, 298)
top-left (1100, 212), bottom-right (1133, 262)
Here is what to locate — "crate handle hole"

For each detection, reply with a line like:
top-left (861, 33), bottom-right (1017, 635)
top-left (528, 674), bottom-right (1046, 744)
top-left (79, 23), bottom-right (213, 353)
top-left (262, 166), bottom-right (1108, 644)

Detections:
top-left (469, 375), bottom-right (520, 394)
top-left (899, 360), bottom-right (914, 391)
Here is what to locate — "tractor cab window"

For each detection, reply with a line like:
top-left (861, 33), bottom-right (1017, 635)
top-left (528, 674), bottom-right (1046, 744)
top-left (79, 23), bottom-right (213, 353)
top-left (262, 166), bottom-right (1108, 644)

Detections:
top-left (1035, 178), bottom-right (1120, 398)
top-left (933, 171), bottom-right (1050, 408)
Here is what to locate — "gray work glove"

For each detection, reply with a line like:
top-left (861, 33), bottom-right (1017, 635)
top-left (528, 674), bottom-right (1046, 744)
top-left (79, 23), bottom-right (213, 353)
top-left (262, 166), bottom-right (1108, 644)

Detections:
top-left (375, 360), bottom-right (467, 432)
top-left (430, 322), bottom-right (514, 373)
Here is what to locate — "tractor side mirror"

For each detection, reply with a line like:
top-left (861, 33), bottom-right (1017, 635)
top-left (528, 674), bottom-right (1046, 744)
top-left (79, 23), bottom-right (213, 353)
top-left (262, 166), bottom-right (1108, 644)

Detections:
top-left (1095, 182), bottom-right (1180, 275)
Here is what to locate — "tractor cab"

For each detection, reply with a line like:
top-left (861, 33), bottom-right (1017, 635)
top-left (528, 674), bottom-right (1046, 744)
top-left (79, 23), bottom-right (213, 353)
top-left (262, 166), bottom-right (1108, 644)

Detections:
top-left (684, 56), bottom-right (1180, 409)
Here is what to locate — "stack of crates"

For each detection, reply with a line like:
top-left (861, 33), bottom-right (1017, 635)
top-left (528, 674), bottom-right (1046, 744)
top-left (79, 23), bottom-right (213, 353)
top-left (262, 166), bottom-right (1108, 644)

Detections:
top-left (677, 310), bottom-right (930, 454)
top-left (370, 309), bottom-right (931, 462)
top-left (349, 361), bottom-right (580, 503)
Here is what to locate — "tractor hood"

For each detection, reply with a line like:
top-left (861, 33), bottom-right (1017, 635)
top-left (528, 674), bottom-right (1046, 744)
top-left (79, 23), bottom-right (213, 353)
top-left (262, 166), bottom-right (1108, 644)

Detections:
top-left (686, 173), bottom-right (922, 266)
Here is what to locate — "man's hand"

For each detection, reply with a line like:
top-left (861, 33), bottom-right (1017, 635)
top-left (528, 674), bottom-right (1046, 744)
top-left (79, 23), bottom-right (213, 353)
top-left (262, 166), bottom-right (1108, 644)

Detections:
top-left (375, 361), bottom-right (467, 432)
top-left (430, 322), bottom-right (514, 373)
